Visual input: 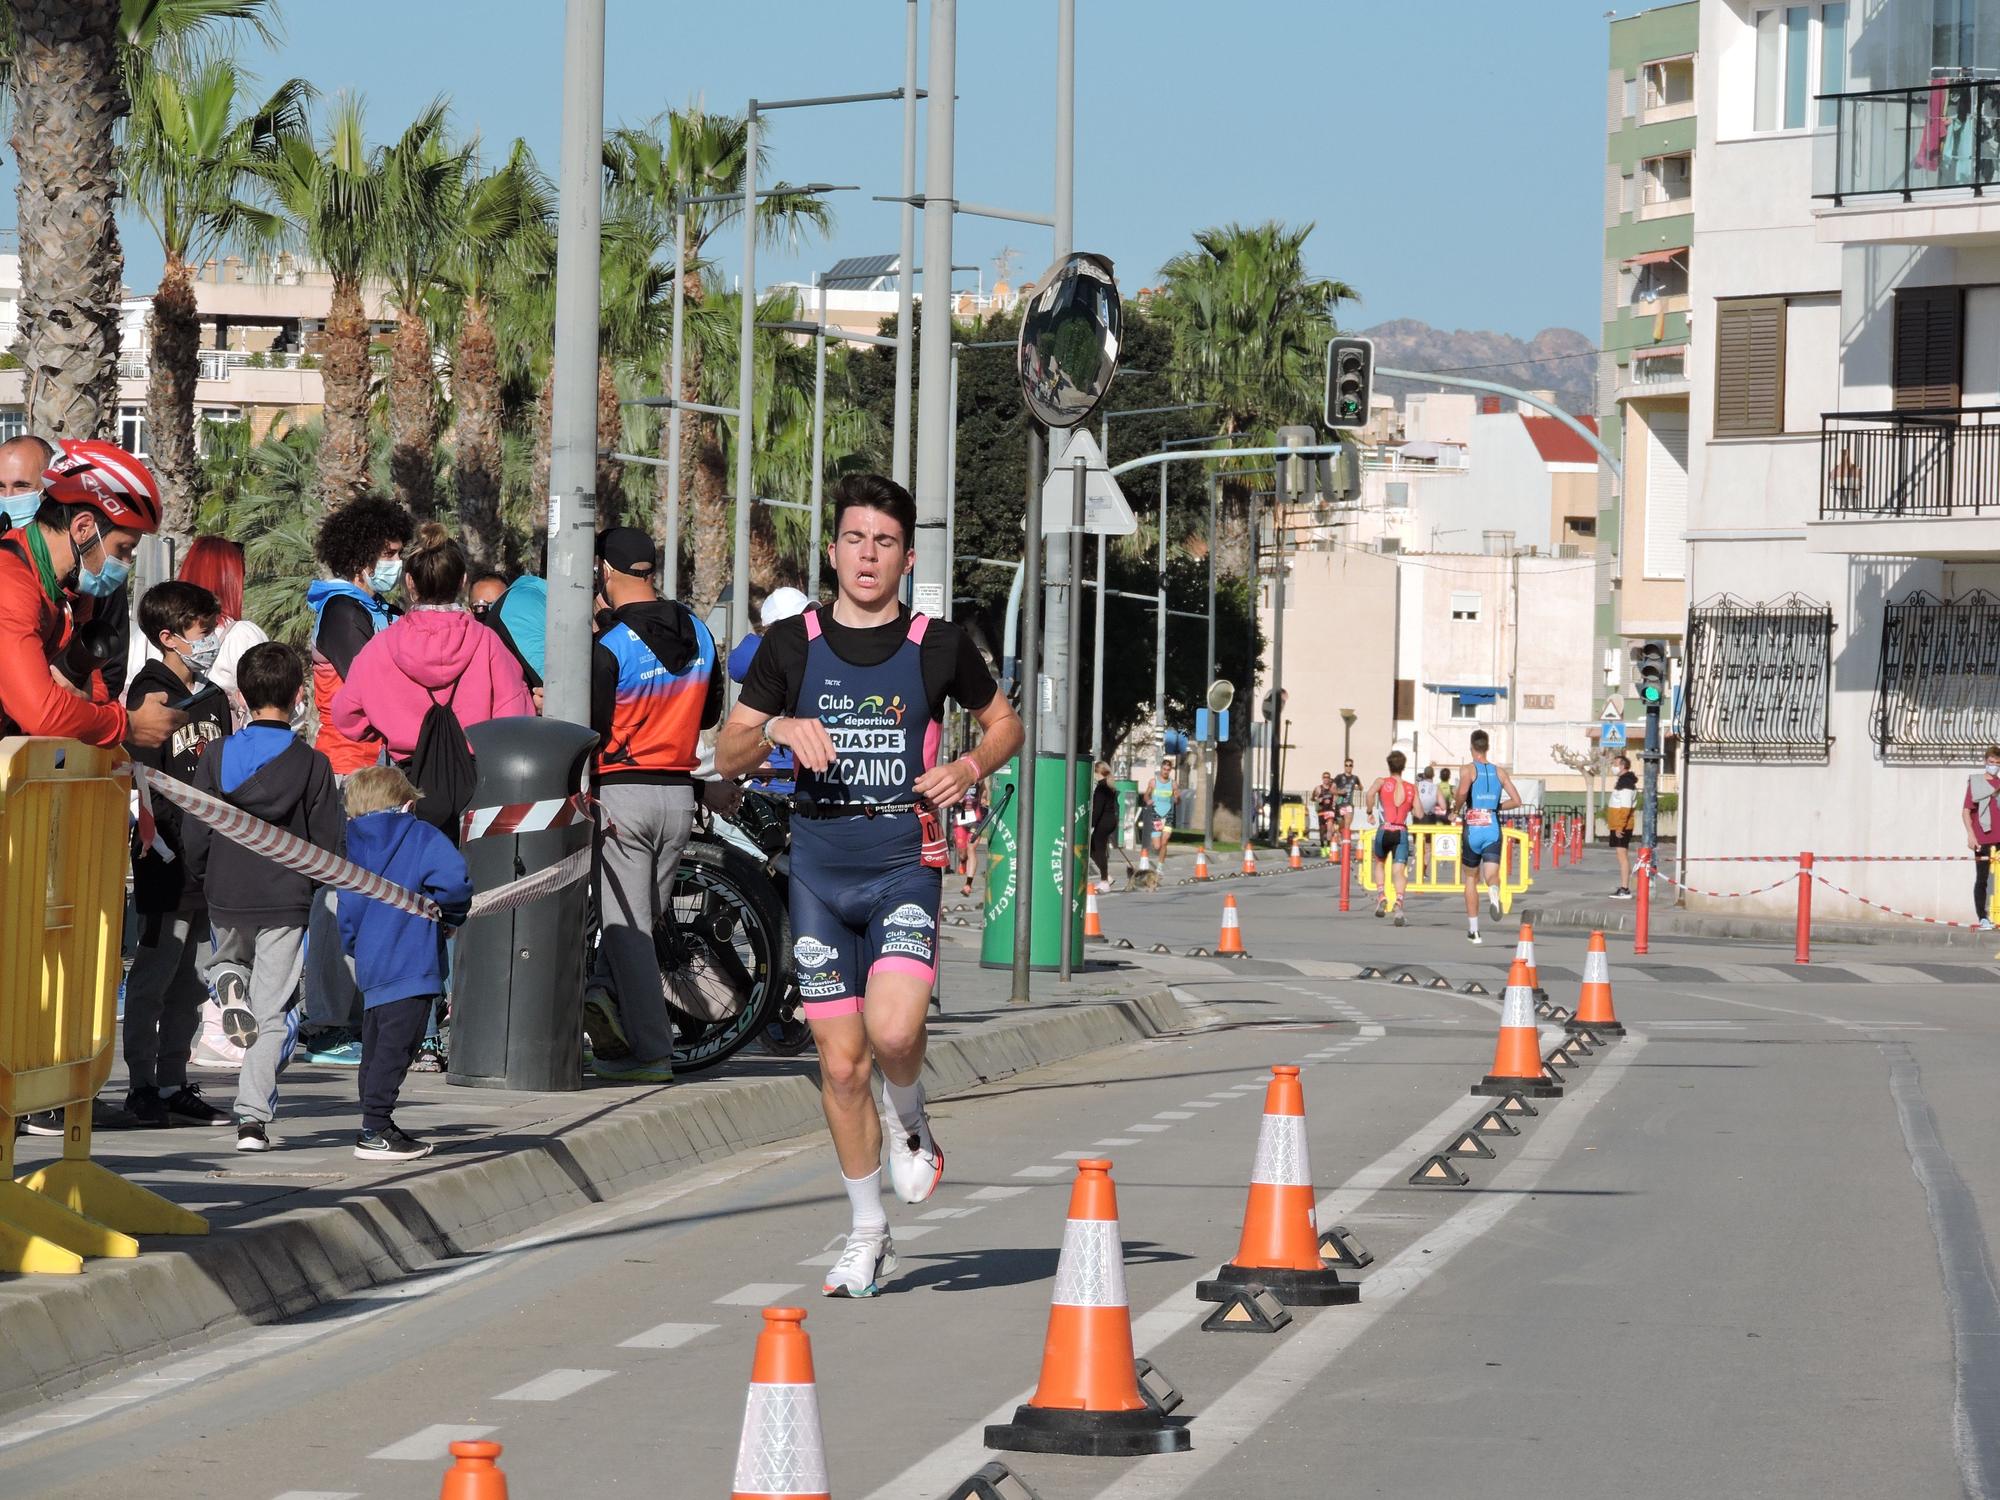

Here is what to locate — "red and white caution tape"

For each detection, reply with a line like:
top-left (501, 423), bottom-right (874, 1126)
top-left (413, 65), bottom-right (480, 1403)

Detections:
top-left (461, 793), bottom-right (589, 843)
top-left (1648, 866), bottom-right (1798, 902)
top-left (1809, 873), bottom-right (1991, 930)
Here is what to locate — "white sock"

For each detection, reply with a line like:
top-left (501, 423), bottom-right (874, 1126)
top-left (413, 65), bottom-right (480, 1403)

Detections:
top-left (882, 1077), bottom-right (932, 1147)
top-left (1468, 915), bottom-right (1480, 936)
top-left (844, 1168), bottom-right (887, 1237)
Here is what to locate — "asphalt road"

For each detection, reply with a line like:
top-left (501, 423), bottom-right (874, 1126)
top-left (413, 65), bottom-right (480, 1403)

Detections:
top-left (2, 865), bottom-right (1994, 1500)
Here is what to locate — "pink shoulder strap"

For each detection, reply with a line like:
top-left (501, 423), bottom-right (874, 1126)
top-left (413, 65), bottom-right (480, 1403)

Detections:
top-left (803, 606), bottom-right (822, 641)
top-left (907, 612), bottom-right (930, 644)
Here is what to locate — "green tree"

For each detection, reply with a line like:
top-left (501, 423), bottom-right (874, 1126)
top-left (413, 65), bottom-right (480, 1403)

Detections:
top-left (125, 55), bottom-right (307, 537)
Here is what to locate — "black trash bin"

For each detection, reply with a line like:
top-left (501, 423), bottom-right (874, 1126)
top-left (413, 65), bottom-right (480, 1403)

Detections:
top-left (449, 717), bottom-right (598, 1092)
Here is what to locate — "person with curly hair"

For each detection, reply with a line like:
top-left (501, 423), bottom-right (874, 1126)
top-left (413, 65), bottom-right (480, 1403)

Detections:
top-left (298, 495), bottom-right (413, 1065)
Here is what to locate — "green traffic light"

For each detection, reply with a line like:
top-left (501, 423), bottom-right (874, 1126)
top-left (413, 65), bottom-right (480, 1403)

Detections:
top-left (1640, 683), bottom-right (1662, 703)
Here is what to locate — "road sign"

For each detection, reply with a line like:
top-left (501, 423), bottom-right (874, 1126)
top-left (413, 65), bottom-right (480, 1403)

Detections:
top-left (1196, 707), bottom-right (1230, 743)
top-left (1600, 719), bottom-right (1628, 750)
top-left (1600, 695), bottom-right (1624, 720)
top-left (1039, 428), bottom-right (1136, 536)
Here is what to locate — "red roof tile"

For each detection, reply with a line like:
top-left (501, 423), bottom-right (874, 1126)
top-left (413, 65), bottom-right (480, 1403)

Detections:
top-left (1520, 413), bottom-right (1600, 465)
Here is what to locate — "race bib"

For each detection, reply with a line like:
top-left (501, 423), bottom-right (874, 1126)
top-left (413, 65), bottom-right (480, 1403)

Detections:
top-left (1465, 809), bottom-right (1493, 827)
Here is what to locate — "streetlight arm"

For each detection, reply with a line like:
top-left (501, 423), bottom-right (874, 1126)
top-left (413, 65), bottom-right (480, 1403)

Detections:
top-left (1376, 366), bottom-right (1623, 483)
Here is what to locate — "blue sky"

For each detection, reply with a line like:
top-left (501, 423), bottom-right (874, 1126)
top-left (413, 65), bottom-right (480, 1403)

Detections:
top-left (76, 0), bottom-right (1617, 340)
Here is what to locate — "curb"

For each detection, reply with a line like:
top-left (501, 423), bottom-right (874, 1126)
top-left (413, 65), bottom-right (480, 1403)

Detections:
top-left (1522, 901), bottom-right (1989, 950)
top-left (0, 989), bottom-right (1188, 1417)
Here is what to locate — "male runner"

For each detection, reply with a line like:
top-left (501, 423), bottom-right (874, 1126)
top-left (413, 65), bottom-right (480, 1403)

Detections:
top-left (1455, 729), bottom-right (1521, 944)
top-left (1313, 770), bottom-right (1339, 853)
top-left (718, 474), bottom-right (1023, 1298)
top-left (1366, 750), bottom-right (1415, 926)
top-left (1332, 759), bottom-right (1362, 846)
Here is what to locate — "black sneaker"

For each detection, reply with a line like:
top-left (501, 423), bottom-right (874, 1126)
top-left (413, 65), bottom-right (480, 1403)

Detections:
top-left (122, 1085), bottom-right (172, 1128)
top-left (235, 1118), bottom-right (271, 1153)
top-left (410, 1035), bottom-right (445, 1074)
top-left (163, 1084), bottom-right (231, 1126)
top-left (354, 1125), bottom-right (432, 1162)
top-left (1610, 887), bottom-right (1633, 901)
top-left (21, 1109), bottom-right (64, 1136)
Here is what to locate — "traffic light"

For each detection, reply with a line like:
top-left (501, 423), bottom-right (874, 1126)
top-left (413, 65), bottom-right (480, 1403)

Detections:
top-left (1633, 640), bottom-right (1670, 710)
top-left (1323, 336), bottom-right (1375, 432)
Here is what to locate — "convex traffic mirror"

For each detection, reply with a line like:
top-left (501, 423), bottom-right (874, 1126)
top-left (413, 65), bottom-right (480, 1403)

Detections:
top-left (1016, 252), bottom-right (1122, 430)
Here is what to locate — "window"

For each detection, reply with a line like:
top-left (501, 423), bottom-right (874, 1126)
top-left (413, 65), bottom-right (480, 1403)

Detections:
top-left (1873, 590), bottom-right (2000, 762)
top-left (1683, 594), bottom-right (1833, 762)
top-left (1626, 257), bottom-right (1689, 307)
top-left (1623, 76), bottom-right (1638, 120)
top-left (1641, 153), bottom-right (1693, 206)
top-left (1385, 481), bottom-right (1410, 509)
top-left (1450, 696), bottom-right (1480, 721)
top-left (0, 410), bottom-right (23, 443)
top-left (1644, 56), bottom-right (1695, 113)
top-left (1450, 591), bottom-right (1482, 621)
top-left (1893, 285), bottom-right (1963, 411)
top-left (1714, 297), bottom-right (1788, 436)
top-left (117, 406), bottom-right (148, 458)
top-left (1753, 3), bottom-right (1849, 132)
top-left (1620, 171), bottom-right (1636, 215)
top-left (1634, 349), bottom-right (1687, 385)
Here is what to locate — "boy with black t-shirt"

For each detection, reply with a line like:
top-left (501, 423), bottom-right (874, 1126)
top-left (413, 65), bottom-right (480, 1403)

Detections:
top-left (718, 474), bottom-right (1024, 1298)
top-left (122, 581), bottom-right (233, 1126)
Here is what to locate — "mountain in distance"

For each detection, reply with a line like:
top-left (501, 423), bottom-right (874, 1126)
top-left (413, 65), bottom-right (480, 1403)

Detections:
top-left (1359, 319), bottom-right (1596, 416)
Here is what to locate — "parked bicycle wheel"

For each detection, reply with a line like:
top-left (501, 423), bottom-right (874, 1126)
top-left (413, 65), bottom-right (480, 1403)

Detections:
top-left (655, 836), bottom-right (790, 1073)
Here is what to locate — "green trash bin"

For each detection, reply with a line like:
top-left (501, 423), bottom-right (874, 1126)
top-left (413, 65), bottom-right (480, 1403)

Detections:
top-left (981, 753), bottom-right (1087, 971)
top-left (1115, 777), bottom-right (1138, 850)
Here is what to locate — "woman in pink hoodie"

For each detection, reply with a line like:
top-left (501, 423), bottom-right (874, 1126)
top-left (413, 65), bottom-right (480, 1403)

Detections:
top-left (331, 521), bottom-right (533, 758)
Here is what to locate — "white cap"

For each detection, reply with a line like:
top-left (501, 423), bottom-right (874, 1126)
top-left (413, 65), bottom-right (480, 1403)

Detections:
top-left (761, 586), bottom-right (810, 628)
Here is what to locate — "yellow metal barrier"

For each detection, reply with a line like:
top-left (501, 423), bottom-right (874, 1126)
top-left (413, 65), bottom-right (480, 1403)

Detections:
top-left (1356, 823), bottom-right (1532, 915)
top-left (0, 737), bottom-right (206, 1274)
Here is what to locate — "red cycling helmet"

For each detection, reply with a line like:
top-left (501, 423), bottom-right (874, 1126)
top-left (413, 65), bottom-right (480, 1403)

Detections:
top-left (41, 439), bottom-right (163, 534)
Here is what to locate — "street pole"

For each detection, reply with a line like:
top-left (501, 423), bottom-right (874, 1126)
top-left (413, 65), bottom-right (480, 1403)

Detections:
top-left (891, 0), bottom-right (918, 488)
top-left (1154, 462), bottom-right (1167, 749)
top-left (1089, 533), bottom-right (1105, 762)
top-left (911, 0), bottom-right (956, 619)
top-left (1242, 509), bottom-right (1258, 843)
top-left (1038, 0), bottom-right (1076, 759)
top-left (807, 272), bottom-right (828, 600)
top-left (944, 344), bottom-right (959, 619)
top-left (542, 0), bottom-right (605, 726)
top-left (1204, 471), bottom-right (1217, 842)
top-left (1268, 511), bottom-right (1286, 841)
top-left (1012, 425), bottom-right (1044, 1005)
top-left (663, 203), bottom-right (687, 598)
top-left (1058, 454), bottom-right (1085, 984)
top-left (730, 105), bottom-right (760, 653)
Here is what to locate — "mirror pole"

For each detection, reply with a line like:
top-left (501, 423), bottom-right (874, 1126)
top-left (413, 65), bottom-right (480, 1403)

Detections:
top-left (1155, 462), bottom-right (1167, 752)
top-left (1058, 454), bottom-right (1086, 984)
top-left (1205, 471), bottom-right (1218, 846)
top-left (891, 0), bottom-right (919, 487)
top-left (912, 0), bottom-right (956, 619)
top-left (1012, 423), bottom-right (1044, 1005)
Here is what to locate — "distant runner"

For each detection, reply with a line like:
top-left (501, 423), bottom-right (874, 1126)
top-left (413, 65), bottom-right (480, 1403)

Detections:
top-left (1455, 729), bottom-right (1521, 945)
top-left (1331, 759), bottom-right (1362, 846)
top-left (1367, 750), bottom-right (1415, 926)
top-left (1313, 771), bottom-right (1340, 853)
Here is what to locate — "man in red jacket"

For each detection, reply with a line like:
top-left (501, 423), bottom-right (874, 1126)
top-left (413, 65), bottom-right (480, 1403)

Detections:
top-left (0, 438), bottom-right (181, 750)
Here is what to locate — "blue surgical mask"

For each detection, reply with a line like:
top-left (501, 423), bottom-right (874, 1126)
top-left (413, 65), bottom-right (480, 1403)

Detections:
top-left (176, 632), bottom-right (221, 675)
top-left (1, 493), bottom-right (38, 531)
top-left (370, 557), bottom-right (404, 595)
top-left (75, 524), bottom-right (129, 598)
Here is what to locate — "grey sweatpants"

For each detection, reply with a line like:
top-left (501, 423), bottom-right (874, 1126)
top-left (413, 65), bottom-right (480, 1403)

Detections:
top-left (123, 911), bottom-right (211, 1092)
top-left (303, 887), bottom-right (363, 1033)
top-left (212, 923), bottom-right (306, 1125)
top-left (593, 782), bottom-right (696, 1065)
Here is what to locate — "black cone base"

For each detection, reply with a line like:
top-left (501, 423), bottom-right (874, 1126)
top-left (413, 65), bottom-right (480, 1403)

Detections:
top-left (1195, 1259), bottom-right (1359, 1307)
top-left (1472, 1074), bottom-right (1564, 1098)
top-left (986, 1403), bottom-right (1191, 1457)
top-left (1570, 1019), bottom-right (1625, 1036)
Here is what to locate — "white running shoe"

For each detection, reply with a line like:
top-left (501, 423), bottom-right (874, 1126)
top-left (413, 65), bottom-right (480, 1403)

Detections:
top-left (1467, 928), bottom-right (1483, 945)
top-left (887, 1121), bottom-right (944, 1204)
top-left (1488, 886), bottom-right (1503, 920)
top-left (822, 1230), bottom-right (898, 1298)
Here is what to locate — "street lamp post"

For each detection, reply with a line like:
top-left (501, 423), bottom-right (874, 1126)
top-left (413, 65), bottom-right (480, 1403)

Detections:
top-left (912, 0), bottom-right (957, 620)
top-left (892, 0), bottom-right (919, 488)
top-left (1341, 707), bottom-right (1357, 762)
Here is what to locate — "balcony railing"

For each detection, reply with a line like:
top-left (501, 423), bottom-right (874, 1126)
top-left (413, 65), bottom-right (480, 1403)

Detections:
top-left (1820, 408), bottom-right (2000, 518)
top-left (1818, 80), bottom-right (2000, 205)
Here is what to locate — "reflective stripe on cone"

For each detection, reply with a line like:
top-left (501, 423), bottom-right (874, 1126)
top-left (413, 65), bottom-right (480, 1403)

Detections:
top-left (1571, 929), bottom-right (1626, 1034)
top-left (1472, 960), bottom-right (1563, 1098)
top-left (732, 1308), bottom-right (831, 1500)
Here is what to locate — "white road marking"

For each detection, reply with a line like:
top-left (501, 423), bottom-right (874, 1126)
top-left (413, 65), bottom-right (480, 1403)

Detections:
top-left (0, 1145), bottom-right (815, 1455)
top-left (1124, 1123), bottom-right (1171, 1133)
top-left (1092, 1137), bottom-right (1140, 1146)
top-left (1843, 963), bottom-right (1941, 985)
top-left (966, 1186), bottom-right (1030, 1201)
top-left (370, 1424), bottom-right (499, 1461)
top-left (495, 1368), bottom-right (615, 1402)
top-left (271, 1493), bottom-right (359, 1500)
top-left (619, 1322), bottom-right (717, 1350)
top-left (1054, 1150), bottom-right (1097, 1159)
top-left (1180, 1100), bottom-right (1220, 1108)
top-left (1153, 1110), bottom-right (1195, 1120)
top-left (894, 1224), bottom-right (941, 1240)
top-left (919, 1206), bottom-right (982, 1218)
top-left (1012, 1164), bottom-right (1068, 1177)
top-left (715, 1282), bottom-right (805, 1305)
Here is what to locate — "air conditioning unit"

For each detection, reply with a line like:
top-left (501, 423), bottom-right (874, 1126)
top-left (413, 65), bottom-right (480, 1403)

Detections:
top-left (1556, 543), bottom-right (1581, 559)
top-left (1378, 536), bottom-right (1402, 554)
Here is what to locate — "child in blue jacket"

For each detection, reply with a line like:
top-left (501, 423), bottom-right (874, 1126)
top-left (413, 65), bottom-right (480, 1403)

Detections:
top-left (336, 765), bottom-right (474, 1161)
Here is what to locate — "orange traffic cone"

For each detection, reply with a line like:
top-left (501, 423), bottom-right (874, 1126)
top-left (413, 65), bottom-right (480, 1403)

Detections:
top-left (1197, 1065), bottom-right (1358, 1308)
top-left (1084, 886), bottom-right (1105, 942)
top-left (1288, 840), bottom-right (1303, 870)
top-left (731, 1308), bottom-right (831, 1500)
top-left (986, 1161), bottom-right (1190, 1456)
top-left (1242, 844), bottom-right (1258, 875)
top-left (1194, 847), bottom-right (1210, 881)
top-left (1472, 960), bottom-right (1563, 1099)
top-left (439, 1440), bottom-right (508, 1500)
top-left (1217, 893), bottom-right (1247, 955)
top-left (1571, 930), bottom-right (1625, 1036)
top-left (1513, 922), bottom-right (1547, 999)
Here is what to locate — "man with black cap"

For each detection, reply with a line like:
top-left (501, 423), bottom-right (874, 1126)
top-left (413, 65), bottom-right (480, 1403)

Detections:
top-left (582, 527), bottom-right (723, 1083)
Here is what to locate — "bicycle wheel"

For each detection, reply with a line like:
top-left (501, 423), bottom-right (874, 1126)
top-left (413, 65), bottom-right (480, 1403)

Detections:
top-left (655, 836), bottom-right (790, 1074)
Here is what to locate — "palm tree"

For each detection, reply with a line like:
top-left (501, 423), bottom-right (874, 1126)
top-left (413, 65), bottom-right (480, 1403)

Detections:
top-left (258, 92), bottom-right (386, 509)
top-left (437, 140), bottom-right (551, 569)
top-left (125, 57), bottom-right (307, 537)
top-left (603, 104), bottom-right (831, 611)
top-left (1154, 220), bottom-right (1356, 571)
top-left (372, 100), bottom-right (470, 520)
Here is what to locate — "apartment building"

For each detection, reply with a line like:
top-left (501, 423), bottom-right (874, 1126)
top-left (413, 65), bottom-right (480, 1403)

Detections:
top-left (1597, 3), bottom-right (1699, 753)
top-left (1681, 0), bottom-right (2000, 924)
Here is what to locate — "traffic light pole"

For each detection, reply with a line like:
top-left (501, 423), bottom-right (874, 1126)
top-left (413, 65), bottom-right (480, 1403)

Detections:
top-left (1641, 701), bottom-right (1661, 892)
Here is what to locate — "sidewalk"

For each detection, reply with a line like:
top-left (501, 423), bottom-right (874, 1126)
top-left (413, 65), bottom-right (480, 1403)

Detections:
top-left (0, 924), bottom-right (1184, 1417)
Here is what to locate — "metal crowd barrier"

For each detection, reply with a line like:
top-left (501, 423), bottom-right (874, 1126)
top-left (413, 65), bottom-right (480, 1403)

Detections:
top-left (1355, 822), bottom-right (1532, 915)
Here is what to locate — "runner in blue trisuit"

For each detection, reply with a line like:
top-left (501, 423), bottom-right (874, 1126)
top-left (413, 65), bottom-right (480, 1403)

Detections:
top-left (717, 474), bottom-right (1024, 1298)
top-left (1454, 728), bottom-right (1522, 946)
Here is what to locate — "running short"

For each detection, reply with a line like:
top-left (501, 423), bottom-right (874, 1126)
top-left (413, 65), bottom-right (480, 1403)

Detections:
top-left (1465, 831), bottom-right (1501, 868)
top-left (1372, 828), bottom-right (1411, 864)
top-left (789, 861), bottom-right (941, 1021)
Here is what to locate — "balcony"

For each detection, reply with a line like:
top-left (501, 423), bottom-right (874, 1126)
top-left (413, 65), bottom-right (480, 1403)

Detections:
top-left (1809, 408), bottom-right (2000, 558)
top-left (1815, 81), bottom-right (2000, 245)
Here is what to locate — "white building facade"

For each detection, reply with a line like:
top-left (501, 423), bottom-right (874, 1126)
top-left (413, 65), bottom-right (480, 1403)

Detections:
top-left (1682, 0), bottom-right (2000, 923)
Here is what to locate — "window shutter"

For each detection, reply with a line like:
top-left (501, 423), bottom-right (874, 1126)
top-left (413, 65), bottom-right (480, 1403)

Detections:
top-left (1644, 412), bottom-right (1690, 580)
top-left (1714, 298), bottom-right (1786, 437)
top-left (1893, 286), bottom-right (1963, 411)
top-left (1394, 678), bottom-right (1415, 720)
